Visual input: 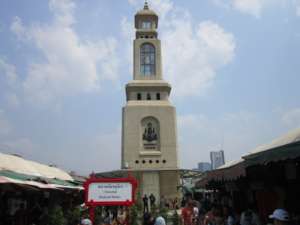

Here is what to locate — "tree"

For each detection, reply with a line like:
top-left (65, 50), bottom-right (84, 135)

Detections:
top-left (48, 205), bottom-right (67, 225)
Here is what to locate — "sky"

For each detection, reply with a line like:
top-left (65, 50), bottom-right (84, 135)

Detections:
top-left (0, 0), bottom-right (300, 175)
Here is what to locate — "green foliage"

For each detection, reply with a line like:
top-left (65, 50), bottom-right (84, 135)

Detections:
top-left (159, 206), bottom-right (169, 223)
top-left (66, 206), bottom-right (81, 225)
top-left (172, 210), bottom-right (180, 225)
top-left (151, 204), bottom-right (159, 218)
top-left (48, 205), bottom-right (67, 225)
top-left (135, 189), bottom-right (143, 212)
top-left (129, 205), bottom-right (140, 225)
top-left (94, 206), bottom-right (103, 225)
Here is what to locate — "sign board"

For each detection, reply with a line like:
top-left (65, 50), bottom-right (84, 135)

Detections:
top-left (84, 176), bottom-right (137, 206)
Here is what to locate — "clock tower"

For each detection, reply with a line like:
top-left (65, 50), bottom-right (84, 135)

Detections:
top-left (121, 2), bottom-right (180, 200)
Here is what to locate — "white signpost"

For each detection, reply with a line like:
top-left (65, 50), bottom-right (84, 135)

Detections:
top-left (84, 176), bottom-right (137, 224)
top-left (88, 182), bottom-right (133, 203)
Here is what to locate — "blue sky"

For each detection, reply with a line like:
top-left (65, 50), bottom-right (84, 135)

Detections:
top-left (0, 0), bottom-right (300, 174)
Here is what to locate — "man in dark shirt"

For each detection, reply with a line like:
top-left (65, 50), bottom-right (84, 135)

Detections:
top-left (143, 194), bottom-right (149, 213)
top-left (149, 194), bottom-right (156, 208)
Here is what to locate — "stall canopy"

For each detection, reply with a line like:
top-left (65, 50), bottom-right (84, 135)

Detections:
top-left (196, 159), bottom-right (245, 188)
top-left (243, 128), bottom-right (300, 167)
top-left (196, 127), bottom-right (300, 188)
top-left (0, 152), bottom-right (82, 190)
top-left (0, 152), bottom-right (73, 181)
top-left (209, 159), bottom-right (245, 181)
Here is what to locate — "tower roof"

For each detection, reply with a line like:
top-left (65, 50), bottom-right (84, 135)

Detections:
top-left (135, 1), bottom-right (158, 17)
top-left (135, 1), bottom-right (158, 29)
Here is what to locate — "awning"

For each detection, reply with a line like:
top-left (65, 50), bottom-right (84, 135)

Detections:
top-left (0, 176), bottom-right (58, 189)
top-left (243, 128), bottom-right (300, 166)
top-left (196, 159), bottom-right (245, 188)
top-left (0, 176), bottom-right (10, 183)
top-left (0, 170), bottom-right (82, 190)
top-left (208, 159), bottom-right (245, 181)
top-left (0, 152), bottom-right (73, 181)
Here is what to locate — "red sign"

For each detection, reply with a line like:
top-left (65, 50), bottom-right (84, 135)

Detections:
top-left (84, 175), bottom-right (138, 207)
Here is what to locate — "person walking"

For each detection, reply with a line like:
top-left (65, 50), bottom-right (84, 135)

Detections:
top-left (143, 211), bottom-right (155, 225)
top-left (81, 217), bottom-right (92, 225)
top-left (181, 199), bottom-right (195, 225)
top-left (269, 209), bottom-right (289, 225)
top-left (143, 194), bottom-right (149, 213)
top-left (223, 205), bottom-right (235, 225)
top-left (240, 204), bottom-right (261, 225)
top-left (154, 216), bottom-right (166, 225)
top-left (150, 194), bottom-right (156, 209)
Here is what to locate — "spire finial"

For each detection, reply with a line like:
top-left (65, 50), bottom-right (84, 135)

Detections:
top-left (144, 0), bottom-right (149, 10)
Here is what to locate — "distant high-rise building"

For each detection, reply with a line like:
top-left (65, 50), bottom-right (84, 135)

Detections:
top-left (197, 162), bottom-right (211, 172)
top-left (210, 150), bottom-right (225, 169)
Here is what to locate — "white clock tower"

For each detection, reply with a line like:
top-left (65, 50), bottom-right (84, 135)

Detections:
top-left (121, 2), bottom-right (180, 200)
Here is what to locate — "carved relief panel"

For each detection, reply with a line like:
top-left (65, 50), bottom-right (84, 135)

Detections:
top-left (141, 117), bottom-right (160, 151)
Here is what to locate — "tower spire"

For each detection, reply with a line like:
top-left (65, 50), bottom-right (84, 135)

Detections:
top-left (144, 0), bottom-right (149, 10)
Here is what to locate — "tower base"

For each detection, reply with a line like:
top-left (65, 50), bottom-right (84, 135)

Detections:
top-left (133, 169), bottom-right (182, 206)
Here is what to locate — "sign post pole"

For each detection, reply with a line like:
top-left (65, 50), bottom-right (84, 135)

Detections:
top-left (89, 204), bottom-right (95, 225)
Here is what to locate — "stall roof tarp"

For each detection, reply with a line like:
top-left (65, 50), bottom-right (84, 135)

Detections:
top-left (243, 128), bottom-right (300, 166)
top-left (0, 171), bottom-right (58, 189)
top-left (207, 159), bottom-right (245, 181)
top-left (196, 128), bottom-right (300, 188)
top-left (0, 176), bottom-right (10, 183)
top-left (196, 159), bottom-right (245, 188)
top-left (0, 176), bottom-right (59, 189)
top-left (217, 159), bottom-right (244, 170)
top-left (0, 170), bottom-right (82, 190)
top-left (0, 152), bottom-right (73, 181)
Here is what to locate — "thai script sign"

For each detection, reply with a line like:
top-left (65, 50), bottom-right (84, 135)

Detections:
top-left (84, 176), bottom-right (137, 206)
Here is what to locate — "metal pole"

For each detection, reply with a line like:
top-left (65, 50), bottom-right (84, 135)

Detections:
top-left (89, 205), bottom-right (95, 225)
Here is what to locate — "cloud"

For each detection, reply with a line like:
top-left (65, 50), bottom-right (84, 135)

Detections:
top-left (0, 110), bottom-right (12, 136)
top-left (5, 93), bottom-right (20, 108)
top-left (282, 108), bottom-right (300, 127)
top-left (121, 17), bottom-right (134, 74)
top-left (0, 138), bottom-right (35, 156)
top-left (212, 0), bottom-right (265, 17)
top-left (127, 0), bottom-right (236, 97)
top-left (49, 0), bottom-right (76, 26)
top-left (0, 58), bottom-right (21, 108)
top-left (55, 129), bottom-right (121, 175)
top-left (177, 111), bottom-right (272, 168)
top-left (10, 16), bottom-right (28, 41)
top-left (10, 0), bottom-right (119, 105)
top-left (163, 20), bottom-right (235, 97)
top-left (296, 0), bottom-right (300, 16)
top-left (91, 130), bottom-right (121, 172)
top-left (0, 58), bottom-right (18, 88)
top-left (128, 0), bottom-right (173, 19)
top-left (232, 0), bottom-right (265, 17)
top-left (178, 108), bottom-right (300, 169)
top-left (212, 0), bottom-right (290, 18)
top-left (0, 110), bottom-right (35, 157)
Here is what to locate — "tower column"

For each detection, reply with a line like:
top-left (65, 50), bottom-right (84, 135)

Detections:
top-left (121, 2), bottom-right (181, 202)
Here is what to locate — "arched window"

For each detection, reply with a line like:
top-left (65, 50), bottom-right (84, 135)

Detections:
top-left (137, 93), bottom-right (142, 100)
top-left (140, 43), bottom-right (155, 76)
top-left (147, 93), bottom-right (151, 100)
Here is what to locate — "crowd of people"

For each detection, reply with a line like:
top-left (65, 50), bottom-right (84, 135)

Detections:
top-left (179, 194), bottom-right (292, 225)
top-left (140, 192), bottom-right (294, 225)
top-left (77, 193), bottom-right (294, 225)
top-left (143, 193), bottom-right (180, 212)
